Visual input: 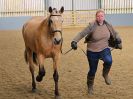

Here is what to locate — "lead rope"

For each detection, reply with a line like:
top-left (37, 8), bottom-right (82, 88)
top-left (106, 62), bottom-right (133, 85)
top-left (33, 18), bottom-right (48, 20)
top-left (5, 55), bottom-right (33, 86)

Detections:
top-left (62, 48), bottom-right (73, 55)
top-left (61, 45), bottom-right (87, 56)
top-left (61, 44), bottom-right (114, 57)
top-left (78, 46), bottom-right (87, 56)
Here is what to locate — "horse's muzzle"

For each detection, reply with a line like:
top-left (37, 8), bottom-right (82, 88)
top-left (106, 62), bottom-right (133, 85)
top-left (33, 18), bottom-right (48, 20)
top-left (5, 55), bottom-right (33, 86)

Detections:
top-left (54, 38), bottom-right (62, 45)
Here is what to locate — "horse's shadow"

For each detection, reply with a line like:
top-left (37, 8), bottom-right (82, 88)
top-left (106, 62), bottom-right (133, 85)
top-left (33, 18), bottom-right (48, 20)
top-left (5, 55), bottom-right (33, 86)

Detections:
top-left (13, 83), bottom-right (57, 99)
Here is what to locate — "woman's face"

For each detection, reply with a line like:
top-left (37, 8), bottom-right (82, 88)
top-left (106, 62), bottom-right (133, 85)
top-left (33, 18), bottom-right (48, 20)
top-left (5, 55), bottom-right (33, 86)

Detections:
top-left (96, 12), bottom-right (105, 23)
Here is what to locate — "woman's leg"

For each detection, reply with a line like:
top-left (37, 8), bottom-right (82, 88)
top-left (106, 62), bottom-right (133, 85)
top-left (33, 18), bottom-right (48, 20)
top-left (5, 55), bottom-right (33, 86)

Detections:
top-left (87, 51), bottom-right (99, 94)
top-left (88, 59), bottom-right (99, 76)
top-left (101, 48), bottom-right (112, 85)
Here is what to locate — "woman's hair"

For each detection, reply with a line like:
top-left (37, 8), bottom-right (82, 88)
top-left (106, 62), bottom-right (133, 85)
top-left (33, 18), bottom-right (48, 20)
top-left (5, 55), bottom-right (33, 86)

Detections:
top-left (95, 9), bottom-right (105, 16)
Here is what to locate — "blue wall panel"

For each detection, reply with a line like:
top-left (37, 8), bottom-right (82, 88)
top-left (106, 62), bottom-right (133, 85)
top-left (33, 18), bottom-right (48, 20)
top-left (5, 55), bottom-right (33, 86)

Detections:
top-left (0, 16), bottom-right (31, 30)
top-left (0, 14), bottom-right (133, 30)
top-left (106, 13), bottom-right (133, 26)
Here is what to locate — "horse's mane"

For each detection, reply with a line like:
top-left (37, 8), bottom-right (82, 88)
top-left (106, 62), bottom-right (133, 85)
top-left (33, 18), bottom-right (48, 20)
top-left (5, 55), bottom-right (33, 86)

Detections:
top-left (40, 17), bottom-right (49, 28)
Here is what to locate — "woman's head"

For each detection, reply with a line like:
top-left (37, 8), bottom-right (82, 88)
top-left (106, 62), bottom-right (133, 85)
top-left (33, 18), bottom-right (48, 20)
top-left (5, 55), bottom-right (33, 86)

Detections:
top-left (95, 9), bottom-right (105, 24)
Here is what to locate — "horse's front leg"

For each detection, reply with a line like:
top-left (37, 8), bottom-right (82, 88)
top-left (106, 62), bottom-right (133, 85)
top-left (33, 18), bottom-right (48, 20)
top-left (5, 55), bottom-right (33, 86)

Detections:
top-left (53, 54), bottom-right (60, 96)
top-left (36, 54), bottom-right (46, 82)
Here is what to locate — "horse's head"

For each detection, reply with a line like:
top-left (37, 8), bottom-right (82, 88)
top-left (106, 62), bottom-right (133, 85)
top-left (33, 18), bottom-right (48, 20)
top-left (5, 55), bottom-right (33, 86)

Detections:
top-left (48, 6), bottom-right (64, 45)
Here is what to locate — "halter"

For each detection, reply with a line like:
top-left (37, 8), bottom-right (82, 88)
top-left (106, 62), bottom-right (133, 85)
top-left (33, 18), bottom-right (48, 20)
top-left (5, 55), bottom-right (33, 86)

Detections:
top-left (48, 14), bottom-right (63, 52)
top-left (50, 14), bottom-right (61, 17)
top-left (51, 30), bottom-right (62, 34)
top-left (48, 14), bottom-right (62, 34)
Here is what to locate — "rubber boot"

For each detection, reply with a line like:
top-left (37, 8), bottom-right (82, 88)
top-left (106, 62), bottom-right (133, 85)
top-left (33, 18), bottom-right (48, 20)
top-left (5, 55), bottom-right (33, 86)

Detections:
top-left (102, 67), bottom-right (111, 85)
top-left (87, 75), bottom-right (95, 95)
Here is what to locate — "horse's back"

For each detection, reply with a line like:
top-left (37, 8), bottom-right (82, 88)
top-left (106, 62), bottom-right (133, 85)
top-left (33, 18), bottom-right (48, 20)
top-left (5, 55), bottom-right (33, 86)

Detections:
top-left (22, 16), bottom-right (46, 51)
top-left (23, 16), bottom-right (46, 32)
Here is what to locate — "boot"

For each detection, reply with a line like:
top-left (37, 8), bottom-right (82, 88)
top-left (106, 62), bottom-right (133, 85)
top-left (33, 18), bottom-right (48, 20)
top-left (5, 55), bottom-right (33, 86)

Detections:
top-left (87, 75), bottom-right (95, 95)
top-left (102, 67), bottom-right (111, 85)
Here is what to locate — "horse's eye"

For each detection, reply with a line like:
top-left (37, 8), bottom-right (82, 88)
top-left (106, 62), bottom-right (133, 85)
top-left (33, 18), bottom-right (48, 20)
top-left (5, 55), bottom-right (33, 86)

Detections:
top-left (50, 20), bottom-right (53, 23)
top-left (48, 19), bottom-right (53, 26)
top-left (61, 19), bottom-right (63, 23)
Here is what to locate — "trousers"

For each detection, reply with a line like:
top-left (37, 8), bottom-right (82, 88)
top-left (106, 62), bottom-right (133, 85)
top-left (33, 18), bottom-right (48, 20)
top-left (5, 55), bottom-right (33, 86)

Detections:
top-left (87, 48), bottom-right (112, 76)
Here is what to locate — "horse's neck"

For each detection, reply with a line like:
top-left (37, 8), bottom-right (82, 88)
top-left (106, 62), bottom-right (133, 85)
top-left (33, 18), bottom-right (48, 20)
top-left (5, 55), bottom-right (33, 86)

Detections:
top-left (39, 18), bottom-right (53, 39)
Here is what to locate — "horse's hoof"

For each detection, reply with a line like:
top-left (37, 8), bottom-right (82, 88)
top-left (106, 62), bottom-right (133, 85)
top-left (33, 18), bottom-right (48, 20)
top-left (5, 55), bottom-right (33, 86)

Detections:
top-left (36, 75), bottom-right (43, 82)
top-left (55, 95), bottom-right (61, 99)
top-left (55, 92), bottom-right (59, 96)
top-left (32, 88), bottom-right (36, 93)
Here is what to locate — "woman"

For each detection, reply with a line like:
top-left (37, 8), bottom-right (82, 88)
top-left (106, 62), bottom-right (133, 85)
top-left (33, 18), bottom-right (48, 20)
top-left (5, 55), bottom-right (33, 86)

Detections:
top-left (71, 9), bottom-right (122, 94)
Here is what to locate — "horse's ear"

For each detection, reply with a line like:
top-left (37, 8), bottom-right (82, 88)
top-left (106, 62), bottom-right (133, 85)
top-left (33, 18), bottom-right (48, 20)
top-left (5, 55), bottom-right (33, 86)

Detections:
top-left (59, 6), bottom-right (64, 14)
top-left (49, 6), bottom-right (52, 13)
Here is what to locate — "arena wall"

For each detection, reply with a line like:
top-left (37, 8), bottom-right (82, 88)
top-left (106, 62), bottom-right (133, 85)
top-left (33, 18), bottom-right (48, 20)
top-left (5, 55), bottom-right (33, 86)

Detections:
top-left (0, 0), bottom-right (133, 30)
top-left (0, 13), bottom-right (133, 30)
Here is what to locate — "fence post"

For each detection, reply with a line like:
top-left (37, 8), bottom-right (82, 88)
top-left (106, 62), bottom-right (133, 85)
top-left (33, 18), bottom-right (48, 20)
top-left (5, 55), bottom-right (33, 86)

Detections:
top-left (44, 0), bottom-right (48, 17)
top-left (98, 0), bottom-right (102, 9)
top-left (72, 0), bottom-right (76, 26)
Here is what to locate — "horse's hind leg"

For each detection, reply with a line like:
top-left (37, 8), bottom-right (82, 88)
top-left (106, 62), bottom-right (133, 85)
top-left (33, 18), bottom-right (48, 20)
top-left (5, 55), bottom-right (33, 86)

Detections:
top-left (27, 49), bottom-right (36, 92)
top-left (36, 54), bottom-right (46, 82)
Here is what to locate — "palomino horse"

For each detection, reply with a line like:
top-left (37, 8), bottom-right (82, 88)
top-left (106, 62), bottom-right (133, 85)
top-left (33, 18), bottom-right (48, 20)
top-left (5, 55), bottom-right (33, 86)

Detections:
top-left (22, 6), bottom-right (64, 97)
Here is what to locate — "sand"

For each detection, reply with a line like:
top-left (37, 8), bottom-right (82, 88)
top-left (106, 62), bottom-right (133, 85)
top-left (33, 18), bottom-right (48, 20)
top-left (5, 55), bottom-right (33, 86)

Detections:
top-left (0, 27), bottom-right (133, 99)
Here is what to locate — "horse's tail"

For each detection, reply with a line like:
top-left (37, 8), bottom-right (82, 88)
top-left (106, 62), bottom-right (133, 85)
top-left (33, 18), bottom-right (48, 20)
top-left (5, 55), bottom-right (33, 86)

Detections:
top-left (24, 49), bottom-right (28, 64)
top-left (23, 24), bottom-right (38, 65)
top-left (24, 49), bottom-right (38, 65)
top-left (22, 23), bottom-right (26, 35)
top-left (32, 52), bottom-right (38, 65)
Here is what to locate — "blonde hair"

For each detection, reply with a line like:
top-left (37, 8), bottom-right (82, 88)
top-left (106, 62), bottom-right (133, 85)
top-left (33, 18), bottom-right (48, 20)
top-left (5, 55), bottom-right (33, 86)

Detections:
top-left (95, 9), bottom-right (105, 16)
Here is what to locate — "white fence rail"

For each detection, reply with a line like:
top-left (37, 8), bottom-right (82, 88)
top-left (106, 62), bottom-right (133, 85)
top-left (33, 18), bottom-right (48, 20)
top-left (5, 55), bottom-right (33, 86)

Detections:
top-left (0, 0), bottom-right (133, 17)
top-left (102, 0), bottom-right (133, 14)
top-left (0, 0), bottom-right (46, 17)
top-left (0, 0), bottom-right (133, 27)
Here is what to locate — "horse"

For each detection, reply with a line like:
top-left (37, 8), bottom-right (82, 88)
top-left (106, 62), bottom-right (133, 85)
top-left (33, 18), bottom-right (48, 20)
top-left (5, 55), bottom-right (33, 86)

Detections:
top-left (22, 6), bottom-right (64, 97)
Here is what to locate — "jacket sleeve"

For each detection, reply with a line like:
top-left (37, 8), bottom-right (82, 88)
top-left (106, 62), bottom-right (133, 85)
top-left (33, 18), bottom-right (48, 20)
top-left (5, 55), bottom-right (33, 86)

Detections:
top-left (73, 22), bottom-right (94, 42)
top-left (113, 28), bottom-right (122, 49)
top-left (109, 24), bottom-right (122, 49)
